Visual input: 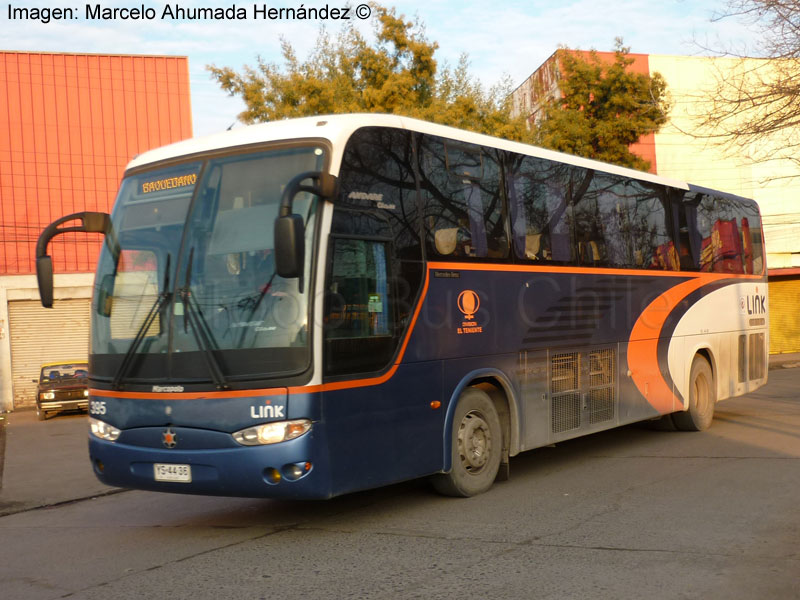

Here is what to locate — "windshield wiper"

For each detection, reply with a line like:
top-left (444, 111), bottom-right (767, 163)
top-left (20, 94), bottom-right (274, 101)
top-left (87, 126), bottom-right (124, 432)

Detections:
top-left (236, 269), bottom-right (278, 347)
top-left (178, 248), bottom-right (230, 390)
top-left (112, 254), bottom-right (172, 391)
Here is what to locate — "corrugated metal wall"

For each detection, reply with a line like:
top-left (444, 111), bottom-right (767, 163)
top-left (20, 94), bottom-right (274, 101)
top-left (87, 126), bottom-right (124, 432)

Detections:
top-left (9, 299), bottom-right (91, 409)
top-left (768, 277), bottom-right (800, 354)
top-left (0, 51), bottom-right (193, 276)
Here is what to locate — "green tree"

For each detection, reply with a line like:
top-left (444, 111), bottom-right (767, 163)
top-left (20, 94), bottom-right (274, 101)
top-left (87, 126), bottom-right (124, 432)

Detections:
top-left (535, 40), bottom-right (670, 171)
top-left (208, 2), bottom-right (531, 141)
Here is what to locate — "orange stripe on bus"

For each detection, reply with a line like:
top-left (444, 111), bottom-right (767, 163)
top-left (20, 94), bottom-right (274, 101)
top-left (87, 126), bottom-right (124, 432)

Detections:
top-left (427, 261), bottom-right (763, 280)
top-left (89, 387), bottom-right (289, 400)
top-left (627, 275), bottom-right (716, 413)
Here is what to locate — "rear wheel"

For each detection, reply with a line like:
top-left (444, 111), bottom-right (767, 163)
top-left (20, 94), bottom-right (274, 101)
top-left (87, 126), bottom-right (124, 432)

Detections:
top-left (672, 355), bottom-right (715, 431)
top-left (431, 387), bottom-right (502, 497)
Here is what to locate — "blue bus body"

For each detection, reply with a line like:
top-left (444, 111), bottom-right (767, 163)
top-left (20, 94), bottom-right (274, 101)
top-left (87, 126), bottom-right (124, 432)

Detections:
top-left (35, 115), bottom-right (766, 499)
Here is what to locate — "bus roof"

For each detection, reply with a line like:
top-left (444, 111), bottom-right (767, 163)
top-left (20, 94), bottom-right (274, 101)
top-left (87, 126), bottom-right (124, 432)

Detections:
top-left (128, 113), bottom-right (695, 192)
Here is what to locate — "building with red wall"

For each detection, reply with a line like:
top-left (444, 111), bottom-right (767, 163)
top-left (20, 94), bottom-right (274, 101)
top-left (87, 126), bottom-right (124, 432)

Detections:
top-left (1, 51), bottom-right (192, 274)
top-left (0, 51), bottom-right (193, 411)
top-left (511, 50), bottom-right (658, 173)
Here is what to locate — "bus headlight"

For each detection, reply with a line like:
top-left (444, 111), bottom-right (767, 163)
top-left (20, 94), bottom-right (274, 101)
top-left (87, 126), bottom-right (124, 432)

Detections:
top-left (41, 391), bottom-right (55, 400)
top-left (233, 419), bottom-right (311, 446)
top-left (89, 417), bottom-right (121, 441)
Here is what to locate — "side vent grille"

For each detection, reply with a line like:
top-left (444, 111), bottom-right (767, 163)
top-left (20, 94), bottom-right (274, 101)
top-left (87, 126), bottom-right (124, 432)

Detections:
top-left (588, 348), bottom-right (615, 424)
top-left (550, 347), bottom-right (616, 434)
top-left (551, 352), bottom-right (581, 433)
top-left (748, 333), bottom-right (766, 380)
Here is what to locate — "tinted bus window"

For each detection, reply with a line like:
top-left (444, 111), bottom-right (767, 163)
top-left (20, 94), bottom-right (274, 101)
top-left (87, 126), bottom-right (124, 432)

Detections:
top-left (419, 135), bottom-right (507, 260)
top-left (684, 193), bottom-right (749, 274)
top-left (570, 168), bottom-right (609, 267)
top-left (506, 155), bottom-right (574, 263)
top-left (330, 127), bottom-right (423, 376)
top-left (337, 128), bottom-right (421, 260)
top-left (744, 208), bottom-right (764, 274)
top-left (325, 235), bottom-right (396, 376)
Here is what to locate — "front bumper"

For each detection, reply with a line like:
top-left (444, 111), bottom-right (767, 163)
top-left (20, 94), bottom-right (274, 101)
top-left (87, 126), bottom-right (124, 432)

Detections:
top-left (88, 427), bottom-right (332, 499)
top-left (39, 399), bottom-right (88, 412)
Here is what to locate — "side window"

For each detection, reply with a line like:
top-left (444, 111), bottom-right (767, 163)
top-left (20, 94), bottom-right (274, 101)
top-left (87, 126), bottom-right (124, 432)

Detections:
top-left (689, 194), bottom-right (745, 274)
top-left (742, 207), bottom-right (764, 275)
top-left (583, 174), bottom-right (676, 270)
top-left (324, 238), bottom-right (395, 376)
top-left (506, 155), bottom-right (573, 263)
top-left (337, 127), bottom-right (421, 261)
top-left (329, 127), bottom-right (424, 377)
top-left (626, 183), bottom-right (677, 271)
top-left (569, 168), bottom-right (608, 267)
top-left (419, 136), bottom-right (507, 260)
top-left (681, 192), bottom-right (763, 274)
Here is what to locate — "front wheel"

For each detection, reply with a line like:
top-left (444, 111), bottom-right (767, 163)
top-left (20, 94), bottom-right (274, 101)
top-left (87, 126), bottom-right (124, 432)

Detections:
top-left (431, 387), bottom-right (502, 497)
top-left (672, 355), bottom-right (715, 431)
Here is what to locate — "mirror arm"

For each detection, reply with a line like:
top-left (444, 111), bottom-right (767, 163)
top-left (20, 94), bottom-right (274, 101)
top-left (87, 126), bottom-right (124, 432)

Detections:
top-left (36, 212), bottom-right (111, 308)
top-left (279, 171), bottom-right (338, 217)
top-left (36, 212), bottom-right (110, 259)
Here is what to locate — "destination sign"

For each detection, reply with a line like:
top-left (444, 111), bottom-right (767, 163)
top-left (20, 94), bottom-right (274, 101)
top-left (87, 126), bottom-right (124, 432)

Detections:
top-left (141, 173), bottom-right (198, 195)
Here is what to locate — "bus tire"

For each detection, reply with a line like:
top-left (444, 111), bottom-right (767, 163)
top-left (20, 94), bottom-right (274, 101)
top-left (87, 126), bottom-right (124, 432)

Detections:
top-left (431, 387), bottom-right (502, 497)
top-left (672, 355), bottom-right (715, 432)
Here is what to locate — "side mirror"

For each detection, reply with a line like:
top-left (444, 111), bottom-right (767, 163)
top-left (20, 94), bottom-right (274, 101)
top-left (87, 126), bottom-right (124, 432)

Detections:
top-left (275, 215), bottom-right (305, 279)
top-left (36, 256), bottom-right (54, 308)
top-left (96, 274), bottom-right (115, 317)
top-left (274, 171), bottom-right (338, 287)
top-left (36, 212), bottom-right (110, 308)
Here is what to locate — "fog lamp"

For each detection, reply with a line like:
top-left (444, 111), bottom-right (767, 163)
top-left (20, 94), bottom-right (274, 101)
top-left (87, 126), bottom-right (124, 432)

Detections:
top-left (264, 468), bottom-right (281, 484)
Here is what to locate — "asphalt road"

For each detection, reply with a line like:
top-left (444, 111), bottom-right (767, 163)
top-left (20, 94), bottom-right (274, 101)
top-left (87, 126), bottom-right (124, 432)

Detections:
top-left (1, 369), bottom-right (799, 600)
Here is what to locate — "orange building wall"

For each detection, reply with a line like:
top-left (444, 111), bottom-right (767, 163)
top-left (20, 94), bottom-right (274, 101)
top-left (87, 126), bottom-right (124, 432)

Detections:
top-left (513, 50), bottom-right (658, 174)
top-left (570, 51), bottom-right (658, 174)
top-left (0, 52), bottom-right (192, 274)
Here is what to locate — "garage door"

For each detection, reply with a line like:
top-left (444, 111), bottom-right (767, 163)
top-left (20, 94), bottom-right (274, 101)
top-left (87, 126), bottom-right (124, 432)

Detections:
top-left (9, 299), bottom-right (91, 410)
top-left (769, 277), bottom-right (800, 354)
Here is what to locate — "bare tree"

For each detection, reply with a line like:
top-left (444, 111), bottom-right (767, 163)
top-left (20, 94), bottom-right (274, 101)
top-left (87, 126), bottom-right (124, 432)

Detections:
top-left (698, 1), bottom-right (800, 174)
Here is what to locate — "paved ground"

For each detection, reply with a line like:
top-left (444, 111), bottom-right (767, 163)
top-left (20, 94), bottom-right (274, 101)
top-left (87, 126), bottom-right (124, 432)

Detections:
top-left (0, 367), bottom-right (798, 600)
top-left (0, 411), bottom-right (119, 517)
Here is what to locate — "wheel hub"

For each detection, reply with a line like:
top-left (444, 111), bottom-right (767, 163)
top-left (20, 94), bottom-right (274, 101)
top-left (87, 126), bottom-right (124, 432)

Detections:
top-left (457, 411), bottom-right (492, 473)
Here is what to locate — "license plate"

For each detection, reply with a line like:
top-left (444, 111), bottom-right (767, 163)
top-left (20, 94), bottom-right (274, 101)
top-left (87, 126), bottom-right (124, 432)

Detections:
top-left (153, 463), bottom-right (192, 483)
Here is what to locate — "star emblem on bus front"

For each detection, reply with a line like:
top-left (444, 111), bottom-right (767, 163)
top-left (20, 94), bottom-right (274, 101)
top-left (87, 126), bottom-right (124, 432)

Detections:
top-left (162, 428), bottom-right (177, 449)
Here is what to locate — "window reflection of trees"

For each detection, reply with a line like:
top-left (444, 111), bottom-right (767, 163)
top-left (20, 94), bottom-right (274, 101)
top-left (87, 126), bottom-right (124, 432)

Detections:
top-left (338, 126), bottom-right (764, 276)
top-left (508, 160), bottom-right (676, 269)
top-left (418, 137), bottom-right (507, 259)
top-left (337, 128), bottom-right (420, 259)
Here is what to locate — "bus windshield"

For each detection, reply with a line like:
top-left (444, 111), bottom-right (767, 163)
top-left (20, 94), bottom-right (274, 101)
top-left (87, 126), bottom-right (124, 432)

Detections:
top-left (91, 145), bottom-right (325, 386)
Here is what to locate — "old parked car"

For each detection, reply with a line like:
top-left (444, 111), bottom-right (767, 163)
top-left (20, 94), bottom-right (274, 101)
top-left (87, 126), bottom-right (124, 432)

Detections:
top-left (34, 361), bottom-right (89, 421)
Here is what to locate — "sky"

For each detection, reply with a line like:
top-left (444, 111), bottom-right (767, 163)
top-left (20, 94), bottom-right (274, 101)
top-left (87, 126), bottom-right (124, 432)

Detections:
top-left (1, 0), bottom-right (763, 137)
